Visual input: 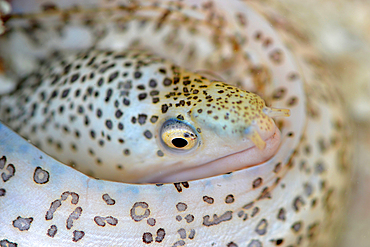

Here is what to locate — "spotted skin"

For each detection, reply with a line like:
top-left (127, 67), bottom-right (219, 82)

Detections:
top-left (0, 50), bottom-right (284, 183)
top-left (0, 0), bottom-right (352, 246)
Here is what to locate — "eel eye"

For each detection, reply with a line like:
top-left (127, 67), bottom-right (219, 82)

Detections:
top-left (160, 119), bottom-right (198, 152)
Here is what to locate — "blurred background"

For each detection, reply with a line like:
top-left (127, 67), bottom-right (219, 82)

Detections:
top-left (1, 0), bottom-right (370, 245)
top-left (268, 1), bottom-right (370, 246)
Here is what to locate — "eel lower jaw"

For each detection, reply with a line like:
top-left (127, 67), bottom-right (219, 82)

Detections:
top-left (144, 128), bottom-right (282, 183)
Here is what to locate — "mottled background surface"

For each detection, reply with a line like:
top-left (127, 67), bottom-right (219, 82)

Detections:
top-left (1, 0), bottom-right (369, 245)
top-left (270, 1), bottom-right (370, 246)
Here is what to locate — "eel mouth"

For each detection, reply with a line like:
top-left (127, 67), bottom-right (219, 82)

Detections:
top-left (144, 128), bottom-right (282, 183)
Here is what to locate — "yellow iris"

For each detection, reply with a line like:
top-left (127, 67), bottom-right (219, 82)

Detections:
top-left (160, 120), bottom-right (198, 150)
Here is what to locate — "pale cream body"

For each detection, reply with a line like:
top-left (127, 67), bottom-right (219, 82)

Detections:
top-left (0, 0), bottom-right (351, 246)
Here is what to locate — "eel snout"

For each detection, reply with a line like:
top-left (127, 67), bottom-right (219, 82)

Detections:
top-left (146, 122), bottom-right (283, 183)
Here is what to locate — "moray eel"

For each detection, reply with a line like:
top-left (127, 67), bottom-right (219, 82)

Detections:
top-left (0, 0), bottom-right (352, 246)
top-left (0, 50), bottom-right (290, 183)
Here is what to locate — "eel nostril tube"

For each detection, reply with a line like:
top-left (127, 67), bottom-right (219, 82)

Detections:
top-left (263, 107), bottom-right (291, 118)
top-left (244, 107), bottom-right (290, 151)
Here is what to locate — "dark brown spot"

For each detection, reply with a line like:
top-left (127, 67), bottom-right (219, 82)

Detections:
top-left (277, 208), bottom-right (286, 221)
top-left (227, 242), bottom-right (238, 247)
top-left (158, 68), bottom-right (167, 74)
top-left (70, 73), bottom-right (80, 83)
top-left (178, 228), bottom-right (186, 239)
top-left (60, 191), bottom-right (79, 205)
top-left (155, 228), bottom-right (166, 243)
top-left (47, 225), bottom-right (57, 238)
top-left (163, 78), bottom-right (172, 86)
top-left (150, 115), bottom-right (158, 123)
top-left (94, 216), bottom-right (118, 227)
top-left (130, 202), bottom-right (150, 222)
top-left (138, 93), bottom-right (147, 100)
top-left (161, 104), bottom-right (169, 113)
top-left (134, 71), bottom-right (142, 79)
top-left (272, 88), bottom-right (286, 100)
top-left (287, 96), bottom-right (298, 106)
top-left (225, 194), bottom-right (235, 204)
top-left (143, 232), bottom-right (153, 244)
top-left (255, 218), bottom-right (268, 235)
top-left (104, 89), bottom-right (113, 102)
top-left (157, 150), bottom-right (164, 157)
top-left (97, 77), bottom-right (104, 87)
top-left (108, 71), bottom-right (119, 83)
top-left (12, 216), bottom-right (33, 231)
top-left (2, 164), bottom-right (15, 182)
top-left (124, 149), bottom-right (130, 155)
top-left (203, 196), bottom-right (214, 204)
top-left (144, 130), bottom-right (153, 139)
top-left (61, 88), bottom-right (70, 98)
top-left (288, 72), bottom-right (299, 81)
top-left (66, 207), bottom-right (82, 230)
top-left (72, 230), bottom-right (85, 242)
top-left (185, 214), bottom-right (194, 223)
top-left (138, 114), bottom-right (147, 125)
top-left (304, 183), bottom-right (314, 196)
top-left (147, 218), bottom-right (156, 226)
top-left (293, 196), bottom-right (305, 212)
top-left (123, 98), bottom-right (130, 106)
top-left (243, 201), bottom-right (254, 209)
top-left (0, 239), bottom-right (18, 247)
top-left (269, 49), bottom-right (284, 64)
top-left (115, 110), bottom-right (123, 118)
top-left (149, 79), bottom-right (157, 88)
top-left (45, 200), bottom-right (62, 220)
top-left (176, 202), bottom-right (187, 212)
top-left (172, 240), bottom-right (185, 246)
top-left (188, 229), bottom-right (196, 239)
top-left (203, 211), bottom-right (232, 227)
top-left (291, 221), bottom-right (302, 233)
top-left (33, 167), bottom-right (50, 184)
top-left (252, 177), bottom-right (263, 189)
top-left (248, 239), bottom-right (262, 247)
top-left (0, 156), bottom-right (6, 169)
top-left (150, 90), bottom-right (159, 96)
top-left (102, 193), bottom-right (116, 205)
top-left (251, 207), bottom-right (260, 217)
top-left (273, 162), bottom-right (282, 173)
top-left (173, 182), bottom-right (189, 192)
top-left (315, 161), bottom-right (326, 174)
top-left (257, 187), bottom-right (271, 200)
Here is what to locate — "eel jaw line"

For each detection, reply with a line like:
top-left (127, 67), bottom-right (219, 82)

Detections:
top-left (145, 127), bottom-right (282, 183)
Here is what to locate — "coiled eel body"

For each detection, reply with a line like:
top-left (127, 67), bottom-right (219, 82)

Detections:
top-left (0, 0), bottom-right (352, 246)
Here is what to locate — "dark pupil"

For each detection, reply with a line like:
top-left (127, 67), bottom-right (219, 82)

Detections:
top-left (172, 138), bottom-right (188, 148)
